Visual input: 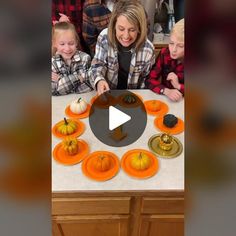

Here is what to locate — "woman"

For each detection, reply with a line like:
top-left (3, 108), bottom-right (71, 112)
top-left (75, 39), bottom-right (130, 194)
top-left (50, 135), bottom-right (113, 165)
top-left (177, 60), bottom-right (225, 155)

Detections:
top-left (89, 0), bottom-right (155, 95)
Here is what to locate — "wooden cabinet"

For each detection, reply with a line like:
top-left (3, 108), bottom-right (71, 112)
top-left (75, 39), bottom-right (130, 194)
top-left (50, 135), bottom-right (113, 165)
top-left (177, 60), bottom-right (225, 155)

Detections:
top-left (52, 196), bottom-right (130, 236)
top-left (52, 215), bottom-right (129, 236)
top-left (140, 215), bottom-right (184, 236)
top-left (140, 197), bottom-right (184, 236)
top-left (52, 191), bottom-right (184, 236)
top-left (153, 35), bottom-right (170, 58)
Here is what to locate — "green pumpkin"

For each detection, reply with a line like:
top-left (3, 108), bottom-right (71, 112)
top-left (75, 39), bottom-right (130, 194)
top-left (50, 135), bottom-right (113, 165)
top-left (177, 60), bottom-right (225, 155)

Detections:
top-left (123, 94), bottom-right (137, 104)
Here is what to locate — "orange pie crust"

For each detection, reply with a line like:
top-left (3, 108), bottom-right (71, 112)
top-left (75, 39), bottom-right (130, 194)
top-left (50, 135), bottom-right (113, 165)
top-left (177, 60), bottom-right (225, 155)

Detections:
top-left (53, 139), bottom-right (89, 165)
top-left (65, 104), bottom-right (91, 119)
top-left (82, 151), bottom-right (120, 181)
top-left (154, 117), bottom-right (184, 135)
top-left (52, 119), bottom-right (85, 139)
top-left (121, 149), bottom-right (159, 179)
top-left (144, 100), bottom-right (169, 117)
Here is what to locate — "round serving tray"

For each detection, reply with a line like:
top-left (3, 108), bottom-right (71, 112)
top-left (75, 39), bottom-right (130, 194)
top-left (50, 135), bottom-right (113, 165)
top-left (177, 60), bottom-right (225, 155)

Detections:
top-left (148, 134), bottom-right (183, 158)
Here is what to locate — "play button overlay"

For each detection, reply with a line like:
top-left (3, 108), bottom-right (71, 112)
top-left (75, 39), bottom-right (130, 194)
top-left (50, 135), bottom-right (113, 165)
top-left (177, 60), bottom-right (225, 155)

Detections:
top-left (109, 106), bottom-right (131, 130)
top-left (89, 90), bottom-right (147, 147)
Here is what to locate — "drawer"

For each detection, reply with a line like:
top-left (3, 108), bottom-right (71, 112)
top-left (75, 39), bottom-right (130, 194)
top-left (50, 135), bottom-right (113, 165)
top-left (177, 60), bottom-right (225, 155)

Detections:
top-left (52, 197), bottom-right (131, 215)
top-left (142, 197), bottom-right (184, 214)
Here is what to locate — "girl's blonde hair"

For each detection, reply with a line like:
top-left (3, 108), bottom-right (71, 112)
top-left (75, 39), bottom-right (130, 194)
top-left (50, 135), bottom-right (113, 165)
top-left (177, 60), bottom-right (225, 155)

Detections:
top-left (52, 22), bottom-right (80, 56)
top-left (108, 0), bottom-right (147, 51)
top-left (171, 18), bottom-right (184, 42)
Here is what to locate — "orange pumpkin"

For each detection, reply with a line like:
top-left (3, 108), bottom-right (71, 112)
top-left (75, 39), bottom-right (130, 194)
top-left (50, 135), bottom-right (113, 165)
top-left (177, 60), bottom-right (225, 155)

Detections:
top-left (93, 155), bottom-right (111, 172)
top-left (148, 101), bottom-right (161, 112)
top-left (130, 152), bottom-right (151, 170)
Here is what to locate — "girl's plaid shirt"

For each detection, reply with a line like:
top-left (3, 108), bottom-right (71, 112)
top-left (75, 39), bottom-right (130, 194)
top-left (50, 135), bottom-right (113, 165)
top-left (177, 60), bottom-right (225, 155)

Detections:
top-left (51, 50), bottom-right (93, 95)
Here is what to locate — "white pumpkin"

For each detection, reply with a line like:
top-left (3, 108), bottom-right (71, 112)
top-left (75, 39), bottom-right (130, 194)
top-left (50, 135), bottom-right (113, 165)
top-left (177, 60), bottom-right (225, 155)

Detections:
top-left (70, 98), bottom-right (87, 114)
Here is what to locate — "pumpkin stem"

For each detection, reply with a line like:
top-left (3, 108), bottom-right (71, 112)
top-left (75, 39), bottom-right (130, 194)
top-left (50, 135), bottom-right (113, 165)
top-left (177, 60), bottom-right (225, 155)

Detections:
top-left (69, 141), bottom-right (72, 146)
top-left (77, 98), bottom-right (82, 103)
top-left (139, 152), bottom-right (142, 159)
top-left (64, 117), bottom-right (68, 125)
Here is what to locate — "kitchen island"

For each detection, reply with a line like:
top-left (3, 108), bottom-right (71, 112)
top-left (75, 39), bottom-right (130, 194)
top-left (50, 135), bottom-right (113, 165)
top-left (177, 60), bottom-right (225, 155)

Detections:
top-left (52, 89), bottom-right (184, 236)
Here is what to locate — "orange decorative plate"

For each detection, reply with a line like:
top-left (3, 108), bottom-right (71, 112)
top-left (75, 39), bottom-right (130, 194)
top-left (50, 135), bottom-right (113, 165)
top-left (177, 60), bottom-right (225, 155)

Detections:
top-left (65, 104), bottom-right (91, 119)
top-left (154, 117), bottom-right (184, 135)
top-left (52, 119), bottom-right (85, 139)
top-left (90, 94), bottom-right (117, 109)
top-left (82, 151), bottom-right (120, 181)
top-left (121, 149), bottom-right (159, 179)
top-left (144, 100), bottom-right (169, 117)
top-left (53, 139), bottom-right (89, 165)
top-left (118, 93), bottom-right (143, 108)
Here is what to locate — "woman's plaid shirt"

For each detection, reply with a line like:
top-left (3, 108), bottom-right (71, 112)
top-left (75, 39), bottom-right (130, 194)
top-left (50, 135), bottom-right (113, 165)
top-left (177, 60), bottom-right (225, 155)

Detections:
top-left (89, 28), bottom-right (156, 90)
top-left (51, 51), bottom-right (93, 95)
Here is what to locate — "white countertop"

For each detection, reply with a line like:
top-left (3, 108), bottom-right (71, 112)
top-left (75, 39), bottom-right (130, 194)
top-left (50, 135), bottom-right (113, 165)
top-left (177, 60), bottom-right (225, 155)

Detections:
top-left (52, 90), bottom-right (184, 192)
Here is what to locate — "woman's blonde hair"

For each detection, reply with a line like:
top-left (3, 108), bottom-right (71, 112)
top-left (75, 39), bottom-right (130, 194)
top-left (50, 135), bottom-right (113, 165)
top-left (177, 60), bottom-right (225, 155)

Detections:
top-left (51, 22), bottom-right (80, 56)
top-left (108, 0), bottom-right (147, 51)
top-left (171, 18), bottom-right (184, 42)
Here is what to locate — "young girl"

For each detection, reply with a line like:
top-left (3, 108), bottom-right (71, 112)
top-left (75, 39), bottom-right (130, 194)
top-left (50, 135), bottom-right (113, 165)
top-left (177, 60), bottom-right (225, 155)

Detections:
top-left (146, 19), bottom-right (184, 102)
top-left (89, 0), bottom-right (155, 95)
top-left (51, 22), bottom-right (93, 95)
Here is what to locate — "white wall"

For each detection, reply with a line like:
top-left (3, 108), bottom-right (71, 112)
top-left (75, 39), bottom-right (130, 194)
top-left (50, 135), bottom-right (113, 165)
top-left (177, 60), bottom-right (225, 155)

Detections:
top-left (140, 0), bottom-right (156, 41)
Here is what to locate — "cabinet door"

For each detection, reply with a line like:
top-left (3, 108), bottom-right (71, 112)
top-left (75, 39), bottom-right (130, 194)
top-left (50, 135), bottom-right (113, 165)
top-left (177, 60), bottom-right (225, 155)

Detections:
top-left (53, 215), bottom-right (129, 236)
top-left (140, 215), bottom-right (184, 236)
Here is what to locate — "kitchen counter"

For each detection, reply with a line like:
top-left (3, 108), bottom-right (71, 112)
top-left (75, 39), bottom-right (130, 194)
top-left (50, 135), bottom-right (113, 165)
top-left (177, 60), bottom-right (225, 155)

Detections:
top-left (52, 89), bottom-right (184, 193)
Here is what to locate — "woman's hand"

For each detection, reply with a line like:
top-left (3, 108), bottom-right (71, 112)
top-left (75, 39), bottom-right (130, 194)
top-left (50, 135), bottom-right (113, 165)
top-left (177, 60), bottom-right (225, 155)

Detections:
top-left (97, 80), bottom-right (110, 95)
top-left (164, 88), bottom-right (183, 102)
top-left (51, 72), bottom-right (60, 82)
top-left (167, 72), bottom-right (181, 90)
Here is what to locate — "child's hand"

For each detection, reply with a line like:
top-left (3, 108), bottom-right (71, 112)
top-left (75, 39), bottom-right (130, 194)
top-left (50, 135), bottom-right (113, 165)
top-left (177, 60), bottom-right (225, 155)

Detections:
top-left (164, 88), bottom-right (183, 102)
top-left (167, 72), bottom-right (180, 90)
top-left (97, 80), bottom-right (110, 95)
top-left (51, 72), bottom-right (60, 82)
top-left (58, 13), bottom-right (70, 22)
top-left (52, 14), bottom-right (70, 25)
top-left (52, 20), bottom-right (59, 25)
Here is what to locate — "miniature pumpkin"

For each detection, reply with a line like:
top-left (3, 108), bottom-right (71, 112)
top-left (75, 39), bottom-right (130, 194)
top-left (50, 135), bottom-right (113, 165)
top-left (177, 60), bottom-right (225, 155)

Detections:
top-left (57, 118), bottom-right (77, 135)
top-left (93, 155), bottom-right (111, 172)
top-left (123, 94), bottom-right (136, 104)
top-left (70, 98), bottom-right (87, 114)
top-left (163, 114), bottom-right (178, 128)
top-left (149, 101), bottom-right (161, 112)
top-left (159, 133), bottom-right (173, 150)
top-left (130, 152), bottom-right (151, 170)
top-left (62, 137), bottom-right (78, 155)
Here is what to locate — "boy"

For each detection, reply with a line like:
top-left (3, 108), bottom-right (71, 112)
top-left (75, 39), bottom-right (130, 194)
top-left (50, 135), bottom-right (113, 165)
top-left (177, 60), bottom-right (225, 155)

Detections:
top-left (146, 19), bottom-right (184, 102)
